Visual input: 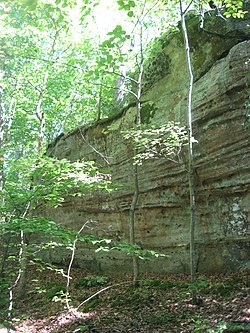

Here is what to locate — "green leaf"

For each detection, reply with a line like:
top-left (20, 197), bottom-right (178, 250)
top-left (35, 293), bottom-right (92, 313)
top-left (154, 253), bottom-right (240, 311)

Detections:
top-left (128, 0), bottom-right (135, 7)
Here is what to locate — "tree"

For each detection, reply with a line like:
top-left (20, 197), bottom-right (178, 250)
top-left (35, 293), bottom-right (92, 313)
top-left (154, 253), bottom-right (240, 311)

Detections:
top-left (113, 0), bottom-right (180, 286)
top-left (0, 154), bottom-right (114, 322)
top-left (179, 0), bottom-right (197, 304)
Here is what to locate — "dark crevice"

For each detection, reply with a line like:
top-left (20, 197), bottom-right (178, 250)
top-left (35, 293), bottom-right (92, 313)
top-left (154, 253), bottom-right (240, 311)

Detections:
top-left (217, 49), bottom-right (231, 61)
top-left (194, 39), bottom-right (249, 83)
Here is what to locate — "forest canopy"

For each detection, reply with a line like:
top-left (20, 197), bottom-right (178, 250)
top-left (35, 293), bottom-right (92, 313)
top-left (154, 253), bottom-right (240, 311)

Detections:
top-left (0, 0), bottom-right (246, 155)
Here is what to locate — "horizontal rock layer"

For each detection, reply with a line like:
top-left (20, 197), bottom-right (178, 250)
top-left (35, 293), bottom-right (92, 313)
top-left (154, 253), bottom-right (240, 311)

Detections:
top-left (44, 12), bottom-right (250, 275)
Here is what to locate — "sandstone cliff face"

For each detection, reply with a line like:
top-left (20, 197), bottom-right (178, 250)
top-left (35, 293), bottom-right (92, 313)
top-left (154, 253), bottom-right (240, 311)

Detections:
top-left (45, 11), bottom-right (250, 275)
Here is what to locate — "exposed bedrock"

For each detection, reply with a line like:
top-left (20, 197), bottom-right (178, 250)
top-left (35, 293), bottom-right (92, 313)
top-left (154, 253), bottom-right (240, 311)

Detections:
top-left (44, 11), bottom-right (250, 275)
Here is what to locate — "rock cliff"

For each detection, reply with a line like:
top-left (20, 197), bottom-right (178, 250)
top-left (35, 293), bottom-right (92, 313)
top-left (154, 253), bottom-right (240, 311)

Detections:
top-left (44, 10), bottom-right (250, 275)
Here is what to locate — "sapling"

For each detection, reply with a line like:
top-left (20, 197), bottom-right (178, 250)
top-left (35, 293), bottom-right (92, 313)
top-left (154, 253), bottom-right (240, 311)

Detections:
top-left (179, 0), bottom-right (197, 304)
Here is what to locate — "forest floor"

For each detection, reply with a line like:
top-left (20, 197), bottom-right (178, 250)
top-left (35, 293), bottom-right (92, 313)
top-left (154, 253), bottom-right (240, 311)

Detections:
top-left (4, 268), bottom-right (250, 333)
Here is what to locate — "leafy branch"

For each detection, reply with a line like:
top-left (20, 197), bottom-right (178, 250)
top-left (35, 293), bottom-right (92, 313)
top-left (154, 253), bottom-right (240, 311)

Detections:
top-left (124, 122), bottom-right (188, 165)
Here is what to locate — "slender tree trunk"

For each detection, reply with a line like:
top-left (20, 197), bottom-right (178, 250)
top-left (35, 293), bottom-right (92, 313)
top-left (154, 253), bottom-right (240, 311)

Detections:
top-left (129, 163), bottom-right (140, 287)
top-left (96, 78), bottom-right (103, 122)
top-left (0, 96), bottom-right (4, 195)
top-left (0, 52), bottom-right (5, 195)
top-left (8, 202), bottom-right (30, 318)
top-left (179, 0), bottom-right (198, 304)
top-left (129, 28), bottom-right (144, 287)
top-left (0, 93), bottom-right (5, 277)
top-left (36, 70), bottom-right (48, 154)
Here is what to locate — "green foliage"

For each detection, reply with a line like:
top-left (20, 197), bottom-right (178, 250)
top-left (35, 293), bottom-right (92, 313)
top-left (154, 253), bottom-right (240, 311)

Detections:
top-left (0, 152), bottom-right (115, 324)
top-left (117, 0), bottom-right (136, 17)
top-left (75, 275), bottom-right (109, 288)
top-left (83, 298), bottom-right (100, 311)
top-left (52, 290), bottom-right (70, 304)
top-left (147, 312), bottom-right (178, 325)
top-left (96, 242), bottom-right (166, 260)
top-left (0, 218), bottom-right (75, 248)
top-left (224, 0), bottom-right (248, 18)
top-left (140, 278), bottom-right (209, 290)
top-left (124, 122), bottom-right (188, 165)
top-left (0, 0), bottom-right (247, 327)
top-left (0, 0), bottom-right (183, 160)
top-left (74, 325), bottom-right (92, 332)
top-left (188, 279), bottom-right (209, 291)
top-left (201, 278), bottom-right (240, 297)
top-left (0, 277), bottom-right (9, 307)
top-left (1, 156), bottom-right (112, 215)
top-left (226, 322), bottom-right (250, 332)
top-left (45, 285), bottom-right (67, 300)
top-left (140, 279), bottom-right (176, 289)
top-left (191, 319), bottom-right (249, 333)
top-left (0, 319), bottom-right (16, 331)
top-left (112, 286), bottom-right (150, 307)
top-left (193, 319), bottom-right (216, 333)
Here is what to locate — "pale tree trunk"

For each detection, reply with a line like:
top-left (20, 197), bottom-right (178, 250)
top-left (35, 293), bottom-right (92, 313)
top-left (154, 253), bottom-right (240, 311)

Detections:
top-left (0, 89), bottom-right (5, 278)
top-left (129, 163), bottom-right (140, 287)
top-left (0, 52), bottom-right (4, 195)
top-left (96, 78), bottom-right (103, 122)
top-left (8, 203), bottom-right (30, 324)
top-left (0, 93), bottom-right (4, 195)
top-left (129, 25), bottom-right (144, 287)
top-left (35, 70), bottom-right (49, 154)
top-left (179, 0), bottom-right (198, 304)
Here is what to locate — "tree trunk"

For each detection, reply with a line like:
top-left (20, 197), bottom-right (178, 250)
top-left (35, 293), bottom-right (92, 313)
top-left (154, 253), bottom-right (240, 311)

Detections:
top-left (179, 0), bottom-right (198, 304)
top-left (96, 78), bottom-right (103, 122)
top-left (129, 35), bottom-right (143, 287)
top-left (0, 96), bottom-right (4, 195)
top-left (129, 163), bottom-right (140, 287)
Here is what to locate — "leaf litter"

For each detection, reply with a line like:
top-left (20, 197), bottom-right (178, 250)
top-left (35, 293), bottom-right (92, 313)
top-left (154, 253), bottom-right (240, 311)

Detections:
top-left (6, 269), bottom-right (249, 333)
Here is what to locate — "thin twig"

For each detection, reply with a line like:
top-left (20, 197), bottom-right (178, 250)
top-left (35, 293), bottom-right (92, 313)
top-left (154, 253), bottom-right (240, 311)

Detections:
top-left (78, 126), bottom-right (110, 165)
top-left (183, 0), bottom-right (195, 15)
top-left (106, 70), bottom-right (138, 84)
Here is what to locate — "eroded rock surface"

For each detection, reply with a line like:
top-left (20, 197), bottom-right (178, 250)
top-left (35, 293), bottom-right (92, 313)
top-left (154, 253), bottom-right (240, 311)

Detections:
top-left (44, 11), bottom-right (250, 275)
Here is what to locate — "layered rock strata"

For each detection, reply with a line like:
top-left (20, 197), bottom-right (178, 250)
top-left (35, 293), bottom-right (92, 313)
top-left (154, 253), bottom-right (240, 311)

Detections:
top-left (44, 11), bottom-right (250, 275)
